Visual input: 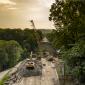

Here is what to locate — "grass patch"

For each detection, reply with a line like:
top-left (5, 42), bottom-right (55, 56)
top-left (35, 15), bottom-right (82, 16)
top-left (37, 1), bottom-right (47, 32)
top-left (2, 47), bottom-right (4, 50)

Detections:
top-left (0, 73), bottom-right (9, 85)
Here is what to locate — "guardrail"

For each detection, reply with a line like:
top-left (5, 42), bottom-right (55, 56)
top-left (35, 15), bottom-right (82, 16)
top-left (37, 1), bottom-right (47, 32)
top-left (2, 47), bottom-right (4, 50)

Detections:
top-left (4, 59), bottom-right (27, 85)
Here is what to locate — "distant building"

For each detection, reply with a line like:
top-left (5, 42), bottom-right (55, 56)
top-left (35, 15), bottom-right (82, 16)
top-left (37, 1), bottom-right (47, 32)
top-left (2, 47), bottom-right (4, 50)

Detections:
top-left (41, 37), bottom-right (49, 43)
top-left (40, 37), bottom-right (56, 57)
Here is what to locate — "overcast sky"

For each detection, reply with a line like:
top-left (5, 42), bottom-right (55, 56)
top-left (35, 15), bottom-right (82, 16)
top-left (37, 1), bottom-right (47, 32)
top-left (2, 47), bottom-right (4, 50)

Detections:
top-left (0, 0), bottom-right (55, 29)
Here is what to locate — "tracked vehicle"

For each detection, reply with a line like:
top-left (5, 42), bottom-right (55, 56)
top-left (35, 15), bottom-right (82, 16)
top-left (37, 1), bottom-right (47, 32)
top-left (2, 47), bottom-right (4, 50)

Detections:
top-left (25, 61), bottom-right (35, 70)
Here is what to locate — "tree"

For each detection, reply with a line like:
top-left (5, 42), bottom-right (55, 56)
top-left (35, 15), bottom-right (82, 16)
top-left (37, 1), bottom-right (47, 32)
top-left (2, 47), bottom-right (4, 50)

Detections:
top-left (48, 0), bottom-right (85, 84)
top-left (61, 40), bottom-right (85, 83)
top-left (0, 40), bottom-right (8, 71)
top-left (0, 28), bottom-right (43, 52)
top-left (6, 40), bottom-right (23, 67)
top-left (49, 0), bottom-right (85, 43)
top-left (0, 40), bottom-right (23, 71)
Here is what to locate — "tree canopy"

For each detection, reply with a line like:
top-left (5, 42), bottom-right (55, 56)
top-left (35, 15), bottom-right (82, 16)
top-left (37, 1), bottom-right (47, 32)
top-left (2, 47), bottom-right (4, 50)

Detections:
top-left (0, 28), bottom-right (43, 71)
top-left (48, 0), bottom-right (85, 84)
top-left (0, 40), bottom-right (23, 71)
top-left (0, 28), bottom-right (43, 52)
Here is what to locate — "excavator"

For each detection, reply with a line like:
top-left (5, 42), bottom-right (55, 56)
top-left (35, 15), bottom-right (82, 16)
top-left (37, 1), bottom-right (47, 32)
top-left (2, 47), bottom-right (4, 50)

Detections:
top-left (25, 61), bottom-right (35, 70)
top-left (25, 52), bottom-right (36, 70)
top-left (25, 20), bottom-right (41, 70)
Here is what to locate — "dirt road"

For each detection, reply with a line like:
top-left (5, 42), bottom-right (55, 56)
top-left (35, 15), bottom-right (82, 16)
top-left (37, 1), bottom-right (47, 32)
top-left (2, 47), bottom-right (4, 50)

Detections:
top-left (13, 58), bottom-right (59, 85)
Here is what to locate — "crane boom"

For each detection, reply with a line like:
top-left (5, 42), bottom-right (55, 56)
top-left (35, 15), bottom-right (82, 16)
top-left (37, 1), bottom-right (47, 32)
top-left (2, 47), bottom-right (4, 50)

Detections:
top-left (30, 20), bottom-right (36, 29)
top-left (30, 20), bottom-right (40, 45)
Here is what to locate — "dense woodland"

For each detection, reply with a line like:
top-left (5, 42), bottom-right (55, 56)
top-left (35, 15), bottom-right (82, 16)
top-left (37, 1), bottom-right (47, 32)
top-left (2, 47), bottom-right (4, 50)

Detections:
top-left (47, 0), bottom-right (85, 84)
top-left (0, 28), bottom-right (43, 71)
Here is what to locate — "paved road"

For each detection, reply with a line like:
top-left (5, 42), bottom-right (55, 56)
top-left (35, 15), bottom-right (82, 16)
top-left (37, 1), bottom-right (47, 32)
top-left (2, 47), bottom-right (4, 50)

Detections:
top-left (13, 58), bottom-right (59, 85)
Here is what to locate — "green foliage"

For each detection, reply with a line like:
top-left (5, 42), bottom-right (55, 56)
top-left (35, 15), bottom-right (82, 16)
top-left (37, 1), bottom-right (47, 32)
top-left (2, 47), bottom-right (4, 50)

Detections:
top-left (49, 0), bottom-right (85, 28)
top-left (0, 40), bottom-right (23, 71)
top-left (49, 0), bottom-right (85, 50)
top-left (0, 73), bottom-right (9, 85)
top-left (47, 29), bottom-right (74, 48)
top-left (6, 40), bottom-right (23, 67)
top-left (0, 28), bottom-right (43, 71)
top-left (48, 0), bottom-right (85, 83)
top-left (0, 41), bottom-right (8, 71)
top-left (61, 41), bottom-right (85, 83)
top-left (49, 0), bottom-right (85, 45)
top-left (0, 29), bottom-right (43, 52)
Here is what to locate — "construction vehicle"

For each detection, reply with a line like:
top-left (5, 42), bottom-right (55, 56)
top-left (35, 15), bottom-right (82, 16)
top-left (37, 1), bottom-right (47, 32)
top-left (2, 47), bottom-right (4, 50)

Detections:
top-left (25, 20), bottom-right (41, 70)
top-left (25, 52), bottom-right (36, 70)
top-left (25, 60), bottom-right (35, 70)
